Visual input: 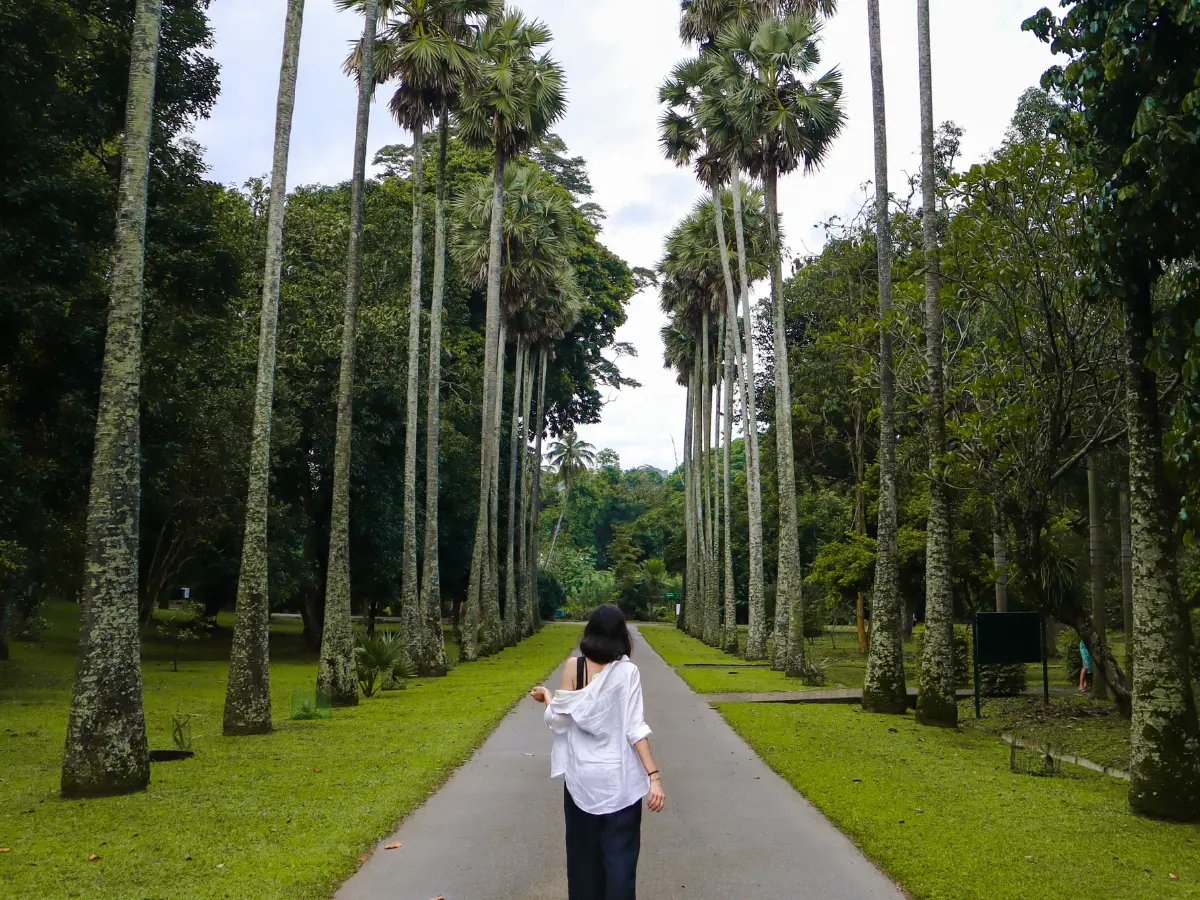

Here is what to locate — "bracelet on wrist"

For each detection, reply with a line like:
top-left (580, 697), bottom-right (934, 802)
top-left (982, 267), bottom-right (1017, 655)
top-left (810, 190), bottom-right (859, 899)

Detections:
top-left (648, 770), bottom-right (660, 779)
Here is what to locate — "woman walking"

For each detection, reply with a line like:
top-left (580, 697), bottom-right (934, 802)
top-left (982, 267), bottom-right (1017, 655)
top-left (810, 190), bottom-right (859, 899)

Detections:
top-left (530, 604), bottom-right (666, 899)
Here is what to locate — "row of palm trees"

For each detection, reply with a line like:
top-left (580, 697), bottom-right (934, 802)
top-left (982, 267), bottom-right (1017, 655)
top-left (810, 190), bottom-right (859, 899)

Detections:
top-left (659, 0), bottom-right (844, 679)
top-left (60, 0), bottom-right (580, 797)
top-left (660, 0), bottom-right (957, 720)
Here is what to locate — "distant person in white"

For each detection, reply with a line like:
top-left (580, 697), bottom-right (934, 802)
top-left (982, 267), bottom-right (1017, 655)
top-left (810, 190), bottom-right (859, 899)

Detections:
top-left (530, 604), bottom-right (665, 900)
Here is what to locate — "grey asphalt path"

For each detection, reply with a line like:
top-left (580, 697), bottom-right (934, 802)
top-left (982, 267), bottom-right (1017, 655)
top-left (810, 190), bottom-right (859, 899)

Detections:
top-left (335, 624), bottom-right (898, 900)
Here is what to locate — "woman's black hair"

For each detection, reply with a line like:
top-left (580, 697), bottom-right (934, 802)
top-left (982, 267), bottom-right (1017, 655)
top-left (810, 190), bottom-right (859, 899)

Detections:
top-left (579, 604), bottom-right (632, 664)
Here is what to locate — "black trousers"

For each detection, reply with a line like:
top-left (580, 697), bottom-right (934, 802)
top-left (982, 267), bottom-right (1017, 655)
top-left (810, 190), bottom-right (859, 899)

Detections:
top-left (564, 786), bottom-right (642, 900)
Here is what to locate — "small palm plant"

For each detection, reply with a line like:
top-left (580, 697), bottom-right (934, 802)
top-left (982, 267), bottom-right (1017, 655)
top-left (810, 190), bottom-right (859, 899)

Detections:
top-left (354, 630), bottom-right (417, 698)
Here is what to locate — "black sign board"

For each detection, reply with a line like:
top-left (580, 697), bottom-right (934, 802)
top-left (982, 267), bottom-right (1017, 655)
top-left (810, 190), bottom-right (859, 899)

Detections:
top-left (971, 611), bottom-right (1049, 718)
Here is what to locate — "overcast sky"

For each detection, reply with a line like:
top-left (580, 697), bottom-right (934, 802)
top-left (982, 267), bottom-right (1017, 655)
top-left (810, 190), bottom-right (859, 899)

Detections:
top-left (193, 0), bottom-right (1056, 473)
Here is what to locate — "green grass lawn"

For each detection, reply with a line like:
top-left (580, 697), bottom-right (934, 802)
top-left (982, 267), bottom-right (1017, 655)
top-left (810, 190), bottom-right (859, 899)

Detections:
top-left (963, 694), bottom-right (1132, 771)
top-left (638, 624), bottom-right (870, 693)
top-left (719, 702), bottom-right (1200, 900)
top-left (641, 621), bottom-right (1126, 696)
top-left (0, 603), bottom-right (580, 900)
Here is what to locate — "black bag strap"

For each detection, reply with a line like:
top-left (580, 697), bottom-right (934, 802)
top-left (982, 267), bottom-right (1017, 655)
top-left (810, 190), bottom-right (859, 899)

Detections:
top-left (576, 655), bottom-right (587, 689)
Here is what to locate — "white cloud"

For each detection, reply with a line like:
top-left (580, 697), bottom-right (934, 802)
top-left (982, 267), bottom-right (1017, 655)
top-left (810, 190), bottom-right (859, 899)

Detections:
top-left (193, 0), bottom-right (1055, 472)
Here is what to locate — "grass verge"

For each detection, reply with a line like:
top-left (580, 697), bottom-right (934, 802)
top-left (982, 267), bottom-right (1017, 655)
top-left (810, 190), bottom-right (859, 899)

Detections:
top-left (962, 694), bottom-right (1132, 772)
top-left (719, 702), bottom-right (1199, 900)
top-left (0, 603), bottom-right (580, 900)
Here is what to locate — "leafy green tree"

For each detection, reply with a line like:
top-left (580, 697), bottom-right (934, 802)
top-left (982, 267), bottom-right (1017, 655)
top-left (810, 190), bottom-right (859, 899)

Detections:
top-left (1025, 0), bottom-right (1200, 820)
top-left (61, 0), bottom-right (163, 797)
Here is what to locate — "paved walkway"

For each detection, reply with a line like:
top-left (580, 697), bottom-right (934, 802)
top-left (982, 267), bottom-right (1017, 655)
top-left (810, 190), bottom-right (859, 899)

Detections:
top-left (336, 626), bottom-right (898, 900)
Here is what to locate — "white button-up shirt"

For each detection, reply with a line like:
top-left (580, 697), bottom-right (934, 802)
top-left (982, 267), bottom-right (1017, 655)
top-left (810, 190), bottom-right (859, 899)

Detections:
top-left (544, 656), bottom-right (653, 815)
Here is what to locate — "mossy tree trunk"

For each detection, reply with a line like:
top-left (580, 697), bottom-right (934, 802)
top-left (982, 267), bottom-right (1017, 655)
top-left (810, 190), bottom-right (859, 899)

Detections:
top-left (400, 117), bottom-right (426, 653)
top-left (764, 168), bottom-right (801, 675)
top-left (317, 0), bottom-right (377, 709)
top-left (720, 313), bottom-right (738, 654)
top-left (1088, 455), bottom-right (1109, 702)
top-left (525, 348), bottom-right (549, 636)
top-left (61, 0), bottom-right (162, 796)
top-left (861, 0), bottom-right (907, 714)
top-left (515, 341), bottom-right (535, 639)
top-left (1119, 478), bottom-right (1134, 675)
top-left (683, 373), bottom-right (696, 633)
top-left (503, 338), bottom-right (526, 646)
top-left (222, 0), bottom-right (306, 736)
top-left (416, 108), bottom-right (451, 677)
top-left (914, 0), bottom-right (956, 728)
top-left (730, 166), bottom-right (768, 661)
top-left (1121, 278), bottom-right (1200, 820)
top-left (482, 323), bottom-right (507, 653)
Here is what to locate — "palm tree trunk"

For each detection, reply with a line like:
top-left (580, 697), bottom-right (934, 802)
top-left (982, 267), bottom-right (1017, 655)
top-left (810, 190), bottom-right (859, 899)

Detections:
top-left (1121, 271), bottom-right (1200, 820)
top-left (763, 168), bottom-right (801, 675)
top-left (400, 117), bottom-right (426, 653)
top-left (483, 319), bottom-right (507, 653)
top-left (862, 0), bottom-right (907, 714)
top-left (315, 0), bottom-right (375, 710)
top-left (503, 338), bottom-right (526, 646)
top-left (1119, 478), bottom-right (1133, 674)
top-left (691, 345), bottom-right (706, 639)
top-left (853, 401), bottom-right (868, 652)
top-left (914, 0), bottom-right (956, 727)
top-left (61, 0), bottom-right (162, 797)
top-left (516, 341), bottom-right (535, 639)
top-left (701, 310), bottom-right (719, 646)
top-left (223, 0), bottom-right (307, 735)
top-left (682, 373), bottom-right (695, 632)
top-left (729, 167), bottom-right (767, 660)
top-left (416, 108), bottom-right (451, 677)
top-left (462, 149), bottom-right (507, 662)
top-left (712, 341), bottom-right (725, 644)
top-left (526, 347), bottom-right (549, 634)
top-left (1088, 455), bottom-right (1109, 701)
top-left (721, 312), bottom-right (738, 653)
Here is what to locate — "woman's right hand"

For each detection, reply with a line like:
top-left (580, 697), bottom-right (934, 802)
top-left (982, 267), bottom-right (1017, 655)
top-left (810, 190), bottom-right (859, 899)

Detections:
top-left (529, 686), bottom-right (552, 704)
top-left (647, 775), bottom-right (666, 813)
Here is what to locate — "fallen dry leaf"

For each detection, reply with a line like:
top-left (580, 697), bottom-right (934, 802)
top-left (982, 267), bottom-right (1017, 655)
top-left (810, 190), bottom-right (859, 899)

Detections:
top-left (1170, 874), bottom-right (1179, 881)
top-left (0, 848), bottom-right (11, 853)
top-left (523, 752), bottom-right (534, 757)
top-left (216, 864), bottom-right (225, 870)
top-left (1024, 856), bottom-right (1033, 862)
top-left (384, 843), bottom-right (401, 850)
top-left (88, 855), bottom-right (102, 862)
top-left (312, 767), bottom-right (321, 773)
top-left (357, 855), bottom-right (369, 864)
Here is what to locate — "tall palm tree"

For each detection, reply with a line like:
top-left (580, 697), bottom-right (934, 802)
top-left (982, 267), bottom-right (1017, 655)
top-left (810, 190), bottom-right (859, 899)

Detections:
top-left (715, 11), bottom-right (844, 673)
top-left (861, 0), bottom-right (907, 714)
top-left (913, 0), bottom-right (955, 727)
top-left (222, 0), bottom-right (307, 736)
top-left (315, 0), bottom-right (379, 710)
top-left (455, 11), bottom-right (566, 660)
top-left (545, 432), bottom-right (596, 568)
top-left (61, 0), bottom-right (163, 797)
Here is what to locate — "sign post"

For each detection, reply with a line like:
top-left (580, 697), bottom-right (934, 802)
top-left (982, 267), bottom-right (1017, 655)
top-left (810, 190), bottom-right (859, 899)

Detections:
top-left (971, 611), bottom-right (1048, 719)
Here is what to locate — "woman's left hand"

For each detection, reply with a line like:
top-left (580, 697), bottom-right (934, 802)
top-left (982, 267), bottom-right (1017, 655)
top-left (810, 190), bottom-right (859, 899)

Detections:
top-left (529, 686), bottom-right (553, 704)
top-left (647, 776), bottom-right (666, 813)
